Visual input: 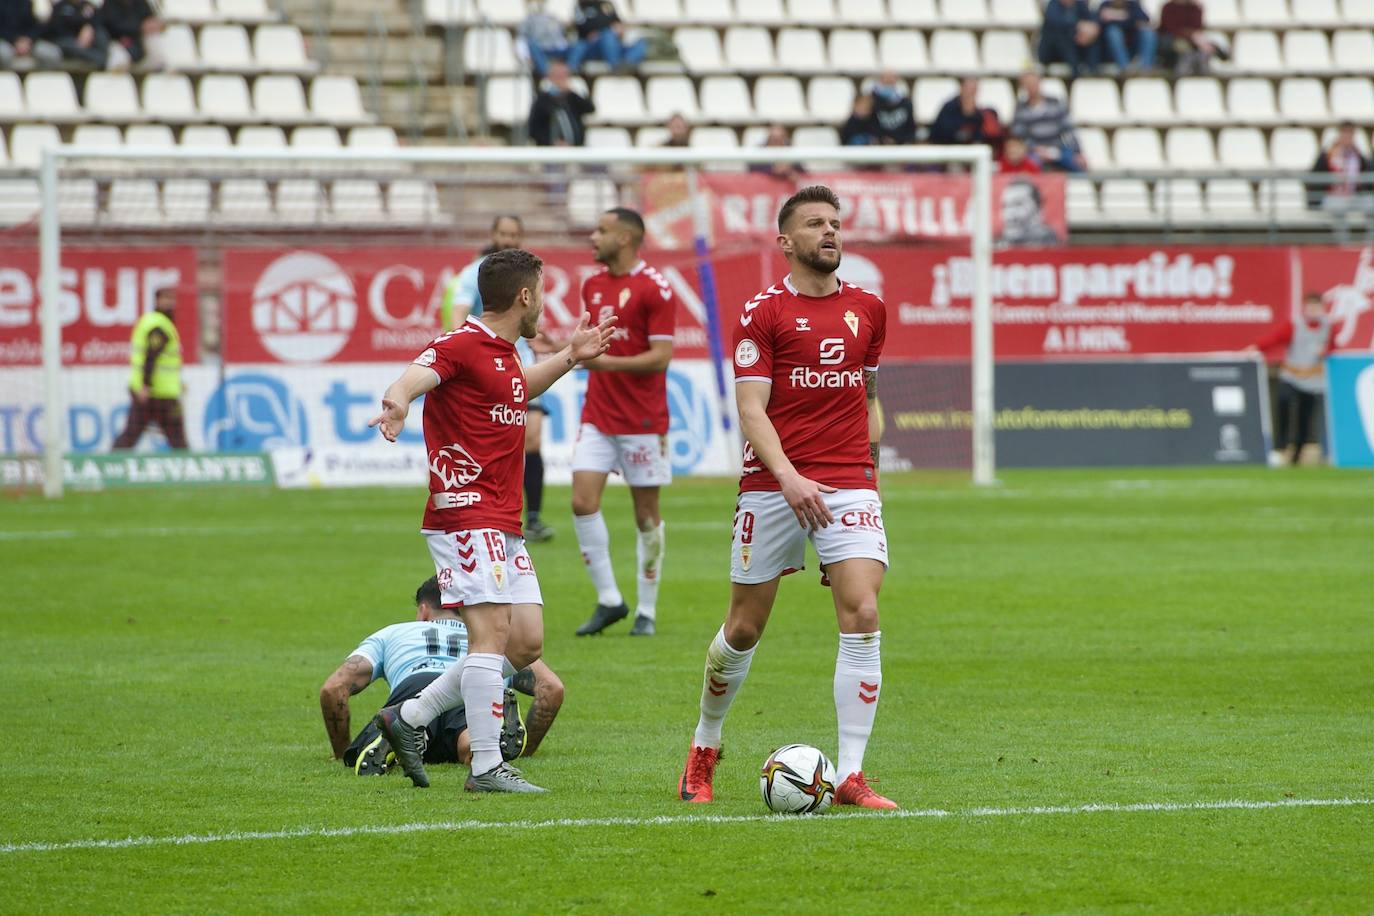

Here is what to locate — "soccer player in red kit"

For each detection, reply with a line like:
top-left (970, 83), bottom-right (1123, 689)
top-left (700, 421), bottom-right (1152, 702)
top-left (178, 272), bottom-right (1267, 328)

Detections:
top-left (678, 186), bottom-right (897, 810)
top-left (571, 208), bottom-right (675, 638)
top-left (367, 249), bottom-right (615, 793)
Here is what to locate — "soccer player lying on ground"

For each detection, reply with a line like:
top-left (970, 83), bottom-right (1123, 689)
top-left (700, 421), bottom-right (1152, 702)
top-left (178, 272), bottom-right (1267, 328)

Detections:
top-left (320, 576), bottom-right (565, 776)
top-left (368, 248), bottom-right (615, 793)
top-left (678, 185), bottom-right (898, 810)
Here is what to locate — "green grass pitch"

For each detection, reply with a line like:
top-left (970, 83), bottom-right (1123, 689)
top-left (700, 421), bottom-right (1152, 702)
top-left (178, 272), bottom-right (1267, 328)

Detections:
top-left (2, 468), bottom-right (1372, 912)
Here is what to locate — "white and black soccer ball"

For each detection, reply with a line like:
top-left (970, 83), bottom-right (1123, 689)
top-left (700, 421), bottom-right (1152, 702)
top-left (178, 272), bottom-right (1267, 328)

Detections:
top-left (760, 744), bottom-right (836, 814)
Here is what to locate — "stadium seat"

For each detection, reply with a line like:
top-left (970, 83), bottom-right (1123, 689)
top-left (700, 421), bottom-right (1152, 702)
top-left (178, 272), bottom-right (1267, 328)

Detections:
top-left (71, 124), bottom-right (122, 150)
top-left (682, 0), bottom-right (732, 22)
top-left (162, 178), bottom-right (212, 225)
top-left (484, 76), bottom-right (533, 126)
top-left (777, 28), bottom-right (827, 73)
top-left (1224, 77), bottom-right (1279, 125)
top-left (742, 0), bottom-right (787, 24)
top-left (1166, 127), bottom-right (1217, 169)
top-left (1277, 78), bottom-right (1329, 126)
top-left (1282, 30), bottom-right (1333, 74)
top-left (689, 125), bottom-right (740, 152)
top-left (347, 125), bottom-right (398, 148)
top-left (24, 73), bottom-right (83, 123)
top-left (1097, 179), bottom-right (1155, 224)
top-left (1196, 0), bottom-right (1241, 27)
top-left (463, 27), bottom-right (519, 74)
top-left (567, 176), bottom-right (619, 226)
top-left (58, 178), bottom-right (98, 226)
top-left (216, 0), bottom-right (276, 22)
top-left (914, 77), bottom-right (957, 124)
top-left (877, 30), bottom-right (929, 74)
top-left (1332, 31), bottom-right (1374, 75)
top-left (635, 126), bottom-right (669, 147)
top-left (84, 73), bottom-right (143, 123)
top-left (329, 179), bottom-right (388, 224)
top-left (309, 76), bottom-right (371, 126)
top-left (591, 76), bottom-right (649, 125)
top-left (423, 0), bottom-right (477, 25)
top-left (786, 0), bottom-right (836, 24)
top-left (979, 78), bottom-right (1015, 120)
top-left (1064, 179), bottom-right (1098, 223)
top-left (181, 124), bottom-right (232, 148)
top-left (0, 179), bottom-right (41, 226)
top-left (828, 29), bottom-right (879, 75)
top-left (1112, 127), bottom-right (1164, 170)
top-left (1259, 178), bottom-right (1316, 221)
top-left (645, 75), bottom-right (699, 120)
top-left (1269, 127), bottom-right (1318, 171)
top-left (254, 25), bottom-right (315, 73)
top-left (1122, 77), bottom-right (1174, 126)
top-left (387, 179), bottom-right (441, 223)
top-left (237, 125), bottom-right (287, 148)
top-left (807, 76), bottom-right (857, 123)
top-left (724, 27), bottom-right (777, 72)
top-left (673, 28), bottom-right (726, 73)
top-left (1154, 178), bottom-right (1206, 222)
top-left (107, 179), bottom-right (163, 225)
top-left (699, 76), bottom-right (755, 124)
top-left (1239, 0), bottom-right (1290, 26)
top-left (586, 126), bottom-right (633, 148)
top-left (253, 75), bottom-right (312, 124)
top-left (1300, 0), bottom-right (1342, 26)
top-left (980, 31), bottom-right (1031, 76)
top-left (125, 124), bottom-right (176, 148)
top-left (216, 177), bottom-right (273, 224)
top-left (929, 29), bottom-right (979, 73)
top-left (793, 125), bottom-right (841, 147)
top-left (1070, 78), bottom-right (1124, 126)
top-left (1217, 127), bottom-right (1269, 170)
top-left (0, 73), bottom-right (24, 120)
top-left (475, 0), bottom-right (524, 24)
top-left (989, 0), bottom-right (1040, 28)
top-left (938, 0), bottom-right (988, 26)
top-left (753, 76), bottom-right (808, 124)
top-left (199, 24), bottom-right (254, 71)
top-left (888, 0), bottom-right (938, 25)
top-left (1341, 0), bottom-right (1374, 25)
top-left (160, 0), bottom-right (215, 23)
top-left (1206, 179), bottom-right (1259, 220)
top-left (1076, 127), bottom-right (1112, 169)
top-left (160, 24), bottom-right (199, 69)
top-left (836, 0), bottom-right (889, 26)
top-left (1329, 78), bottom-right (1374, 123)
top-left (142, 74), bottom-right (201, 124)
top-left (291, 125), bottom-right (341, 149)
top-left (276, 178), bottom-right (323, 223)
top-left (1174, 77), bottom-right (1226, 124)
top-left (1229, 30), bottom-right (1283, 74)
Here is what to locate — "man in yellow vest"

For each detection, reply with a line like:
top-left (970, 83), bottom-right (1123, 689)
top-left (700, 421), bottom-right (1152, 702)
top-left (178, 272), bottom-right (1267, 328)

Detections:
top-left (112, 287), bottom-right (187, 450)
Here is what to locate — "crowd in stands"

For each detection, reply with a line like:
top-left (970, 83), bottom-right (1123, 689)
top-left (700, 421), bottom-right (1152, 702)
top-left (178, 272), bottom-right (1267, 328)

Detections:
top-left (0, 0), bottom-right (163, 70)
top-left (1038, 0), bottom-right (1226, 77)
top-left (521, 0), bottom-right (647, 77)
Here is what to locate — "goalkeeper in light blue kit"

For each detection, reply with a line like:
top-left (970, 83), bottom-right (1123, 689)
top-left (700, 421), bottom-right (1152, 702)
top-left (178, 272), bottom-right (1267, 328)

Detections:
top-left (319, 576), bottom-right (565, 775)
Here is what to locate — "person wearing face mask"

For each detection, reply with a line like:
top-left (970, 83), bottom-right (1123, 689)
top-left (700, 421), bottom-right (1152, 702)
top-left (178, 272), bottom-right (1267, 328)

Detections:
top-left (868, 71), bottom-right (917, 146)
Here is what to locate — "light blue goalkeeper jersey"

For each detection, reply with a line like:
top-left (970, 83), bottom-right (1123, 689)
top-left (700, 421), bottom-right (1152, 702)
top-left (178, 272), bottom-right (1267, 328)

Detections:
top-left (349, 617), bottom-right (469, 688)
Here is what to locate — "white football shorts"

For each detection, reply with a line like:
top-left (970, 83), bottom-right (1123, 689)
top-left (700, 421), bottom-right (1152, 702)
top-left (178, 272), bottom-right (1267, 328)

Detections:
top-left (424, 528), bottom-right (543, 608)
top-left (730, 488), bottom-right (888, 585)
top-left (571, 423), bottom-right (673, 487)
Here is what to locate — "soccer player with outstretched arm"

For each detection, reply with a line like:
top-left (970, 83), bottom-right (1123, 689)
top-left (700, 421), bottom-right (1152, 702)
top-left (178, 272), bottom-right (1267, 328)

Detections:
top-left (367, 249), bottom-right (615, 793)
top-left (571, 207), bottom-right (676, 638)
top-left (678, 186), bottom-right (897, 810)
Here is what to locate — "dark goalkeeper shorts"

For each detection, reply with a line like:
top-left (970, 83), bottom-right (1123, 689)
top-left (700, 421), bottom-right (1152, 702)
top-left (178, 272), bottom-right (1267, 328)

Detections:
top-left (342, 670), bottom-right (468, 768)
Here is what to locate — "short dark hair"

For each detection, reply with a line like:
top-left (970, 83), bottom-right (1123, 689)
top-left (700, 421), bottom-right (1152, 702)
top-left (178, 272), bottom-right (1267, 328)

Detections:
top-left (477, 248), bottom-right (543, 313)
top-left (1007, 178), bottom-right (1042, 208)
top-left (415, 575), bottom-right (441, 610)
top-left (777, 185), bottom-right (841, 233)
top-left (1304, 290), bottom-right (1324, 302)
top-left (606, 207), bottom-right (646, 243)
top-left (491, 213), bottom-right (524, 232)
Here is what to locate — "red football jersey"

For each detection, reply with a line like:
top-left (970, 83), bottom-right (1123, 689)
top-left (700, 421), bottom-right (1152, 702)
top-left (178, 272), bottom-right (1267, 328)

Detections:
top-left (732, 275), bottom-right (886, 492)
top-left (579, 260), bottom-right (676, 435)
top-left (415, 318), bottom-right (528, 535)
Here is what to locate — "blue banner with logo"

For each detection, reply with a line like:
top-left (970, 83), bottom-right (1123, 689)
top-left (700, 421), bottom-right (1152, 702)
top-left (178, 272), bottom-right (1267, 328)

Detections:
top-left (1325, 353), bottom-right (1374, 467)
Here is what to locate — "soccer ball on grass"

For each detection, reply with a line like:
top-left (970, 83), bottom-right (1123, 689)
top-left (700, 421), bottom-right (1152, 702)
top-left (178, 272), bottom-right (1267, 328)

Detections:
top-left (759, 744), bottom-right (836, 814)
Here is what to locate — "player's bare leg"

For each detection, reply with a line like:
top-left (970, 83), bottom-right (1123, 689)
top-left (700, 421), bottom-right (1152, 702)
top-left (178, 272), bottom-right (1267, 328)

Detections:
top-left (572, 470), bottom-right (630, 634)
top-left (680, 579), bottom-right (779, 802)
top-left (628, 485), bottom-right (664, 636)
top-left (825, 558), bottom-right (897, 810)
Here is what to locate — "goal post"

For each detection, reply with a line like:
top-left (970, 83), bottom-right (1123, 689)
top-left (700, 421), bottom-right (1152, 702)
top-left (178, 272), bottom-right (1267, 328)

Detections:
top-left (34, 143), bottom-right (996, 497)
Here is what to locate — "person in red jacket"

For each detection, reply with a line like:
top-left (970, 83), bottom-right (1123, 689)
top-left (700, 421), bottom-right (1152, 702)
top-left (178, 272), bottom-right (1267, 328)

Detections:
top-left (1249, 292), bottom-right (1335, 466)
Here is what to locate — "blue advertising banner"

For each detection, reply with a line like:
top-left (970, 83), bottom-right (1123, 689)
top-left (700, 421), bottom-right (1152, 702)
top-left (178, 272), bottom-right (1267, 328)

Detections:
top-left (1325, 353), bottom-right (1374, 467)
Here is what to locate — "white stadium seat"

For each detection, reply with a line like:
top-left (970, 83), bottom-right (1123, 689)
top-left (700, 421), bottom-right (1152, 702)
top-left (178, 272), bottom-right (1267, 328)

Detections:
top-left (1229, 30), bottom-right (1282, 74)
top-left (1154, 178), bottom-right (1206, 222)
top-left (743, 0), bottom-right (787, 25)
top-left (636, 126), bottom-right (669, 147)
top-left (567, 176), bottom-right (619, 226)
top-left (1278, 78), bottom-right (1329, 126)
top-left (1166, 127), bottom-right (1217, 169)
top-left (673, 28), bottom-right (726, 73)
top-left (1240, 0), bottom-right (1290, 26)
top-left (0, 73), bottom-right (24, 119)
top-left (329, 179), bottom-right (388, 224)
top-left (776, 28), bottom-right (827, 73)
top-left (646, 76), bottom-right (699, 120)
top-left (0, 179), bottom-right (41, 226)
top-left (699, 76), bottom-right (755, 124)
top-left (1282, 30), bottom-right (1332, 73)
top-left (475, 0), bottom-right (523, 24)
top-left (1342, 0), bottom-right (1374, 25)
top-left (1065, 179), bottom-right (1098, 223)
top-left (310, 76), bottom-right (371, 125)
top-left (85, 73), bottom-right (143, 122)
top-left (878, 30), bottom-right (929, 74)
top-left (291, 125), bottom-right (341, 149)
top-left (1206, 179), bottom-right (1259, 220)
top-left (347, 126), bottom-right (399, 148)
top-left (786, 0), bottom-right (836, 24)
top-left (631, 0), bottom-right (683, 25)
top-left (753, 76), bottom-right (808, 124)
top-left (25, 72), bottom-right (83, 123)
top-left (198, 24), bottom-right (254, 71)
top-left (938, 0), bottom-right (988, 25)
top-left (591, 76), bottom-right (648, 125)
top-left (740, 125), bottom-right (770, 148)
top-left (216, 178), bottom-right (273, 224)
top-left (254, 75), bottom-right (312, 124)
top-left (254, 24), bottom-right (315, 73)
top-left (914, 77), bottom-right (956, 124)
top-left (682, 0), bottom-right (733, 23)
top-left (1098, 179), bottom-right (1155, 224)
top-left (59, 178), bottom-right (98, 225)
top-left (836, 0), bottom-right (889, 26)
top-left (1329, 78), bottom-right (1374, 123)
top-left (690, 126), bottom-right (739, 148)
top-left (828, 29), bottom-right (879, 75)
top-left (107, 179), bottom-right (163, 225)
top-left (807, 76), bottom-right (857, 123)
top-left (1269, 127), bottom-right (1319, 171)
top-left (142, 73), bottom-right (201, 123)
top-left (1300, 0), bottom-right (1341, 27)
top-left (276, 178), bottom-right (323, 223)
top-left (1225, 78), bottom-right (1279, 124)
top-left (1217, 127), bottom-right (1270, 170)
top-left (72, 124), bottom-right (122, 149)
top-left (1070, 78), bottom-right (1124, 126)
top-left (1112, 127), bottom-right (1164, 170)
top-left (160, 24), bottom-right (199, 69)
top-left (387, 179), bottom-right (441, 223)
top-left (929, 29), bottom-right (979, 73)
top-left (793, 125), bottom-right (841, 146)
top-left (1332, 31), bottom-right (1374, 75)
top-left (585, 126), bottom-right (633, 148)
top-left (423, 0), bottom-right (477, 25)
top-left (160, 0), bottom-right (215, 22)
top-left (979, 78), bottom-right (1014, 120)
top-left (125, 124), bottom-right (176, 148)
top-left (980, 31), bottom-right (1031, 76)
top-left (724, 27), bottom-right (777, 72)
top-left (181, 125), bottom-right (232, 148)
top-left (163, 178), bottom-right (212, 225)
top-left (484, 76), bottom-right (533, 126)
top-left (463, 27), bottom-right (519, 74)
top-left (1075, 126), bottom-right (1112, 169)
top-left (237, 125), bottom-right (287, 148)
top-left (216, 0), bottom-right (275, 22)
top-left (1174, 77), bottom-right (1226, 124)
top-left (990, 0), bottom-right (1040, 27)
top-left (1260, 178), bottom-right (1315, 220)
top-left (1122, 77), bottom-right (1174, 125)
top-left (888, 0), bottom-right (938, 25)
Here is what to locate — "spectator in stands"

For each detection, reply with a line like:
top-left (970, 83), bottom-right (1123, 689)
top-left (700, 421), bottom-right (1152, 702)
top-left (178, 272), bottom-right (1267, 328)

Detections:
top-left (870, 70), bottom-right (917, 145)
top-left (0, 1), bottom-right (63, 69)
top-left (528, 60), bottom-right (595, 146)
top-left (1310, 123), bottom-right (1374, 216)
top-left (1248, 292), bottom-right (1334, 466)
top-left (998, 134), bottom-right (1041, 174)
top-left (1037, 0), bottom-right (1099, 78)
top-left (997, 179), bottom-right (1063, 246)
top-left (661, 113), bottom-right (690, 147)
top-left (99, 0), bottom-right (163, 69)
top-left (840, 93), bottom-right (881, 147)
top-left (520, 0), bottom-right (572, 77)
top-left (748, 124), bottom-right (804, 181)
top-left (1012, 71), bottom-right (1086, 173)
top-left (1159, 0), bottom-right (1221, 76)
top-left (1096, 0), bottom-right (1156, 72)
top-left (46, 0), bottom-right (109, 68)
top-left (567, 0), bottom-right (646, 72)
top-left (929, 77), bottom-right (1004, 150)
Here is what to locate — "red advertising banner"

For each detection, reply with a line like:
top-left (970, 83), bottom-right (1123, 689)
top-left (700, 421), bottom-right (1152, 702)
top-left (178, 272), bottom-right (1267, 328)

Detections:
top-left (1292, 246), bottom-right (1374, 352)
top-left (220, 246), bottom-right (716, 364)
top-left (640, 171), bottom-right (1067, 250)
top-left (0, 247), bottom-right (200, 366)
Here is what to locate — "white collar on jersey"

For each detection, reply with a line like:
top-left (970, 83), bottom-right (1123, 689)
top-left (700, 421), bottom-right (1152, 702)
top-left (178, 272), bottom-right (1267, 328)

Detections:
top-left (466, 316), bottom-right (497, 338)
top-left (782, 273), bottom-right (841, 297)
top-left (630, 260), bottom-right (646, 275)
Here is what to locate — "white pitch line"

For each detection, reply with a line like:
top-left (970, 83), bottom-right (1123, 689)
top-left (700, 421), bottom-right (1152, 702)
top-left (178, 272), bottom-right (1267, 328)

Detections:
top-left (2, 797), bottom-right (1369, 857)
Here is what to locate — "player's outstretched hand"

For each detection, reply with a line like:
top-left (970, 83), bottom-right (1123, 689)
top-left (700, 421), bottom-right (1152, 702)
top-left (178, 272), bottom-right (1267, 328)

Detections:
top-left (780, 472), bottom-right (837, 530)
top-left (368, 397), bottom-right (407, 442)
top-left (569, 312), bottom-right (618, 364)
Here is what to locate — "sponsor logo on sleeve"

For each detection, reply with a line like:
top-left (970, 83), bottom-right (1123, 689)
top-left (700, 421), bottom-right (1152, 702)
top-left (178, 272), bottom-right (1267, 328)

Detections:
top-left (415, 347), bottom-right (437, 368)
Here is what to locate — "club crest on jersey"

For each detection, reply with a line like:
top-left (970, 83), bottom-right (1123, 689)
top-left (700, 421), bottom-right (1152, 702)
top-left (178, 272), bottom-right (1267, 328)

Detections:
top-left (844, 310), bottom-right (860, 337)
top-left (492, 562), bottom-right (506, 590)
top-left (494, 357), bottom-right (506, 371)
top-left (592, 292), bottom-right (603, 305)
top-left (795, 317), bottom-right (811, 332)
top-left (619, 287), bottom-right (631, 308)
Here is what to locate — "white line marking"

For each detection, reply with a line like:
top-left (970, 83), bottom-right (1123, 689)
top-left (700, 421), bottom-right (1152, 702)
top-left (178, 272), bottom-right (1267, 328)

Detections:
top-left (2, 797), bottom-right (1368, 856)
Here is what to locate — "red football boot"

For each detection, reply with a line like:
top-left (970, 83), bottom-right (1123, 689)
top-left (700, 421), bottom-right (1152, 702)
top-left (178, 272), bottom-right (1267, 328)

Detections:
top-left (835, 771), bottom-right (899, 810)
top-left (678, 744), bottom-right (721, 803)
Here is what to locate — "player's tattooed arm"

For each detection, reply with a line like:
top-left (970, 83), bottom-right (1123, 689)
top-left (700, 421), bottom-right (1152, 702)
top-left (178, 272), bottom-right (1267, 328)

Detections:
top-left (521, 661), bottom-right (564, 757)
top-left (320, 655), bottom-right (374, 759)
top-left (865, 370), bottom-right (882, 474)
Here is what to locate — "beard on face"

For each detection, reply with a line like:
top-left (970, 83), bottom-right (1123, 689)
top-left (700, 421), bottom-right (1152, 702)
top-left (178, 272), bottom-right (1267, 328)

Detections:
top-left (797, 243), bottom-right (841, 275)
top-left (520, 309), bottom-right (541, 338)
